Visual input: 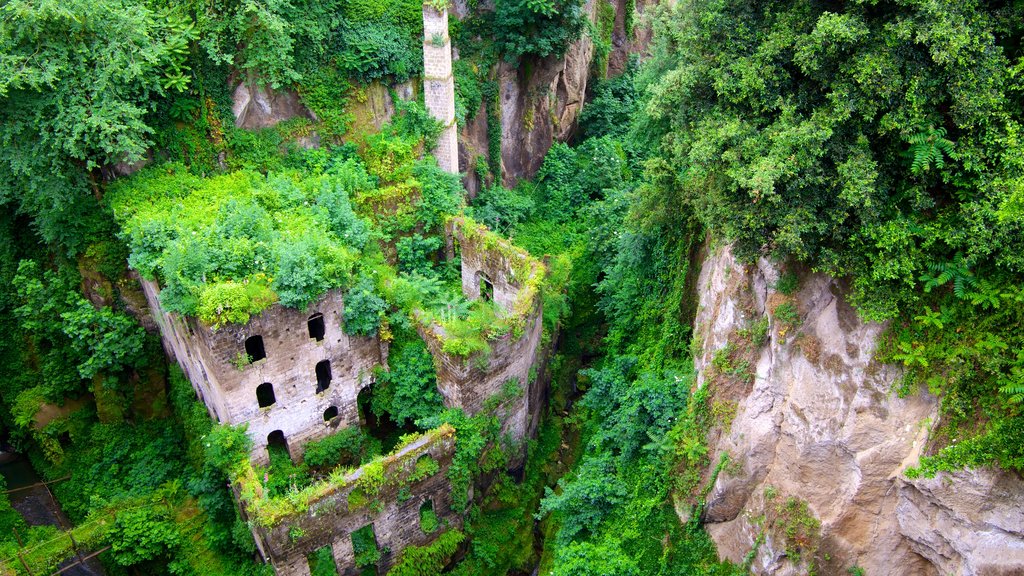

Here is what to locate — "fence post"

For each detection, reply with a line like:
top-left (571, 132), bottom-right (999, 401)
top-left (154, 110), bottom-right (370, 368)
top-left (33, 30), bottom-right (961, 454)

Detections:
top-left (16, 550), bottom-right (34, 576)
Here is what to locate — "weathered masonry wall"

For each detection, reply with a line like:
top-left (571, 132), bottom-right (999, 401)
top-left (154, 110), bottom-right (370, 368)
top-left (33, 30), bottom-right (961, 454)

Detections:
top-left (242, 426), bottom-right (461, 576)
top-left (423, 4), bottom-right (458, 173)
top-left (140, 279), bottom-right (385, 463)
top-left (419, 218), bottom-right (545, 446)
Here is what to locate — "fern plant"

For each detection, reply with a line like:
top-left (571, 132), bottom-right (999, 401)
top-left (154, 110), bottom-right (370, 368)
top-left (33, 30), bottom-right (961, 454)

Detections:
top-left (907, 124), bottom-right (955, 175)
top-left (998, 351), bottom-right (1024, 404)
top-left (919, 253), bottom-right (976, 297)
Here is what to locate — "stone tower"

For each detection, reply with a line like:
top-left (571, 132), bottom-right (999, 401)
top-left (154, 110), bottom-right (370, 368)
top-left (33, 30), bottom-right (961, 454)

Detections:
top-left (422, 3), bottom-right (458, 173)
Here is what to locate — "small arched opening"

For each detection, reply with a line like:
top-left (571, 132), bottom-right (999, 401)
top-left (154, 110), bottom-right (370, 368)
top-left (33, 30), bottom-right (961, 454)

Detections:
top-left (245, 335), bottom-right (266, 362)
top-left (256, 382), bottom-right (276, 408)
top-left (315, 360), bottom-right (332, 393)
top-left (477, 272), bottom-right (494, 302)
top-left (323, 406), bottom-right (339, 422)
top-left (419, 499), bottom-right (438, 534)
top-left (307, 313), bottom-right (325, 342)
top-left (266, 430), bottom-right (288, 460)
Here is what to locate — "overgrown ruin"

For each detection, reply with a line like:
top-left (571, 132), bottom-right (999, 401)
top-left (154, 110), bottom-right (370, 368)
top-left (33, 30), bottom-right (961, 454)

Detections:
top-left (131, 8), bottom-right (553, 572)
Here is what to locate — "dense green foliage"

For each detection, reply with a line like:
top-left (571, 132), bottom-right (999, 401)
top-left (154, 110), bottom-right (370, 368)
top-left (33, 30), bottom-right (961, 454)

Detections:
top-left (369, 333), bottom-right (445, 426)
top-left (107, 161), bottom-right (369, 323)
top-left (493, 0), bottom-right (587, 61)
top-left (303, 427), bottom-right (383, 469)
top-left (4, 0), bottom-right (1024, 574)
top-left (0, 0), bottom-right (194, 251)
top-left (387, 529), bottom-right (465, 576)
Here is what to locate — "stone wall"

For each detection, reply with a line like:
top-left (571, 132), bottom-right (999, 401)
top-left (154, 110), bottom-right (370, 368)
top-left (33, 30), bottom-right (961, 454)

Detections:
top-left (243, 426), bottom-right (462, 575)
top-left (417, 218), bottom-right (545, 447)
top-left (140, 279), bottom-right (385, 463)
top-left (423, 5), bottom-right (459, 174)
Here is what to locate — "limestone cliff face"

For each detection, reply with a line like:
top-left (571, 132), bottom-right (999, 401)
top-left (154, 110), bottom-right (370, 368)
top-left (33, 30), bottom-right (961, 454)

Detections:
top-left (457, 0), bottom-right (655, 189)
top-left (689, 245), bottom-right (1024, 576)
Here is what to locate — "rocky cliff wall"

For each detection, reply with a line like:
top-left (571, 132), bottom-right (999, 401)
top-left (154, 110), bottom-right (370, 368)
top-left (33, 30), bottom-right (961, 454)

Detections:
top-left (689, 244), bottom-right (1024, 576)
top-left (458, 0), bottom-right (652, 189)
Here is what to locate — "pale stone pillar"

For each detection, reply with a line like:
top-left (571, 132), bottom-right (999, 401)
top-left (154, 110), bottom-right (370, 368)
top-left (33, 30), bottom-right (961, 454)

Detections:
top-left (422, 3), bottom-right (459, 173)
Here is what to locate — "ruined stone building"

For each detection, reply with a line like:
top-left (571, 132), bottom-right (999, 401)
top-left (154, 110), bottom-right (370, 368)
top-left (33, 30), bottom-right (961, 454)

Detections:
top-left (142, 215), bottom-right (547, 574)
top-left (137, 9), bottom-right (550, 572)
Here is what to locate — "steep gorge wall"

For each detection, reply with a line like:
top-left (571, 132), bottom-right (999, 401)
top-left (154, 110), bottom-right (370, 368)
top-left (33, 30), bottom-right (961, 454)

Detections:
top-left (456, 0), bottom-right (652, 190)
top-left (689, 245), bottom-right (1024, 576)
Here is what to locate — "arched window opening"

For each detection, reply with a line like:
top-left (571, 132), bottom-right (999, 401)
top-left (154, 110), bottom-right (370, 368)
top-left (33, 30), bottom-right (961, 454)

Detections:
top-left (315, 360), bottom-right (332, 393)
top-left (323, 406), bottom-right (339, 421)
top-left (267, 430), bottom-right (288, 460)
top-left (256, 382), bottom-right (276, 408)
top-left (308, 313), bottom-right (325, 342)
top-left (419, 499), bottom-right (438, 534)
top-left (245, 335), bottom-right (266, 362)
top-left (478, 272), bottom-right (493, 302)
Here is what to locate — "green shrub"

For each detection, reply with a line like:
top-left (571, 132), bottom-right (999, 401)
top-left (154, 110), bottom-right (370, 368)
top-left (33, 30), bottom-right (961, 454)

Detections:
top-left (303, 427), bottom-right (382, 469)
top-left (108, 506), bottom-right (180, 566)
top-left (372, 335), bottom-right (445, 426)
top-left (337, 22), bottom-right (421, 83)
top-left (387, 529), bottom-right (465, 576)
top-left (309, 545), bottom-right (339, 576)
top-left (352, 524), bottom-right (381, 568)
top-left (344, 275), bottom-right (387, 336)
top-left (470, 184), bottom-right (535, 235)
top-left (197, 278), bottom-right (278, 328)
top-left (108, 163), bottom-right (369, 324)
top-left (493, 0), bottom-right (587, 61)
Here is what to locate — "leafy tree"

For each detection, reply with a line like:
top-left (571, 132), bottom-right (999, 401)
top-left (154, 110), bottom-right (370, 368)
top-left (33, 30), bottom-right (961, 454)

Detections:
top-left (493, 0), bottom-right (587, 61)
top-left (373, 336), bottom-right (445, 427)
top-left (336, 22), bottom-right (422, 83)
top-left (12, 260), bottom-right (145, 388)
top-left (640, 0), bottom-right (1024, 319)
top-left (108, 506), bottom-right (180, 565)
top-left (397, 234), bottom-right (444, 276)
top-left (0, 0), bottom-right (194, 252)
top-left (538, 454), bottom-right (626, 543)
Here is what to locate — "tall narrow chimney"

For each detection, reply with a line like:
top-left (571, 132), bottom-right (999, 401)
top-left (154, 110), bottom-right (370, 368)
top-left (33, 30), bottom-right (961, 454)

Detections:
top-left (422, 2), bottom-right (459, 174)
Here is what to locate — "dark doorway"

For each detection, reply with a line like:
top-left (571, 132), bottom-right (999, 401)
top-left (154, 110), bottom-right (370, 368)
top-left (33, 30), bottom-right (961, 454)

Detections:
top-left (245, 335), bottom-right (266, 362)
top-left (308, 313), bottom-right (325, 342)
top-left (323, 406), bottom-right (339, 421)
top-left (357, 384), bottom-right (418, 453)
top-left (256, 382), bottom-right (276, 407)
top-left (478, 272), bottom-right (493, 302)
top-left (267, 430), bottom-right (288, 460)
top-left (315, 360), bottom-right (332, 393)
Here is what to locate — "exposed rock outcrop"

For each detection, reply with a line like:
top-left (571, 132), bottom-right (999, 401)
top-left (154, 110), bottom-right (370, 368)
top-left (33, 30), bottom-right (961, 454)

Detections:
top-left (231, 82), bottom-right (313, 129)
top-left (496, 2), bottom-right (596, 186)
top-left (689, 244), bottom-right (1024, 575)
top-left (897, 467), bottom-right (1024, 576)
top-left (454, 0), bottom-right (602, 188)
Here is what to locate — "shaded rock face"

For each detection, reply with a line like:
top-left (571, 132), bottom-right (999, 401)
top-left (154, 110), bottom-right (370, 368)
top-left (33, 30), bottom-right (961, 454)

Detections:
top-left (689, 245), bottom-right (1024, 575)
top-left (231, 82), bottom-right (313, 129)
top-left (607, 0), bottom-right (654, 77)
top-left (496, 8), bottom-right (595, 186)
top-left (453, 0), bottom-right (599, 188)
top-left (897, 468), bottom-right (1024, 576)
